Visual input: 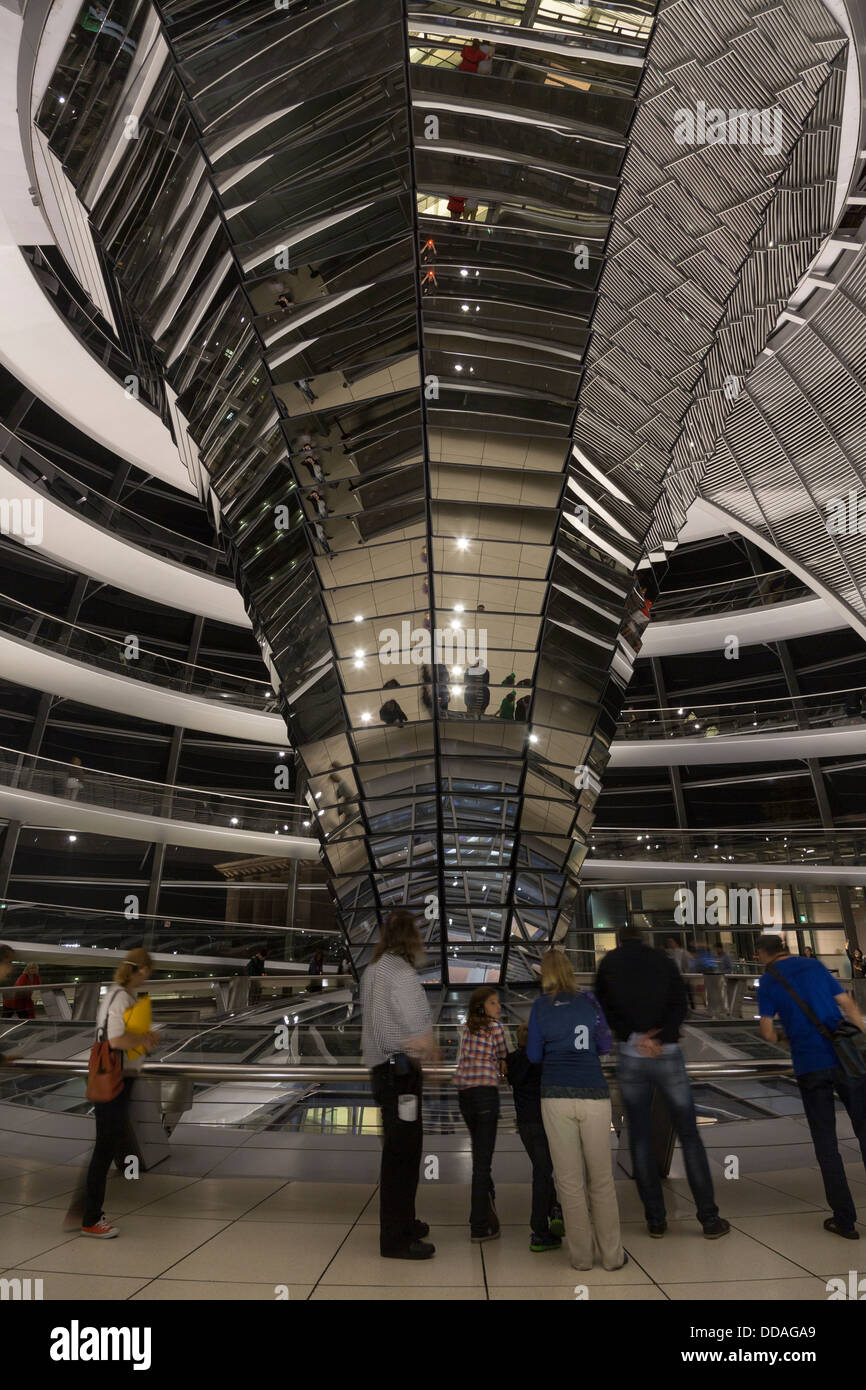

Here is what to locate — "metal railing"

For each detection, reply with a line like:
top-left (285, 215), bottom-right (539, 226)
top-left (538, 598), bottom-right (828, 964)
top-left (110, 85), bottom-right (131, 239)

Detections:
top-left (588, 826), bottom-right (866, 867)
top-left (651, 569), bottom-right (809, 621)
top-left (0, 746), bottom-right (311, 836)
top-left (0, 592), bottom-right (274, 711)
top-left (0, 422), bottom-right (223, 572)
top-left (617, 684), bottom-right (866, 740)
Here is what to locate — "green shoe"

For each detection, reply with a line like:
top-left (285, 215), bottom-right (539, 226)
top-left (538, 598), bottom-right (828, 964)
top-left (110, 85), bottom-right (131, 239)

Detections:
top-left (549, 1207), bottom-right (565, 1238)
top-left (530, 1233), bottom-right (562, 1253)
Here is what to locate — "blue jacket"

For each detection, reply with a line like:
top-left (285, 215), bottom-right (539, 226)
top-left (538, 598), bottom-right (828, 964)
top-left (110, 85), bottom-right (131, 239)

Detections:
top-left (526, 990), bottom-right (611, 1093)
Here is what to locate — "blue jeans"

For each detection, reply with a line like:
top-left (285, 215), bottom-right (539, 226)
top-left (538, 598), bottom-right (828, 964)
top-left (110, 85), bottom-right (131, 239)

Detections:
top-left (618, 1047), bottom-right (719, 1226)
top-left (797, 1067), bottom-right (866, 1230)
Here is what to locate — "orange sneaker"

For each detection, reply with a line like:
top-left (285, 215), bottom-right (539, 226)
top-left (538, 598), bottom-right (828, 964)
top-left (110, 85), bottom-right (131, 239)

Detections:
top-left (80, 1217), bottom-right (119, 1239)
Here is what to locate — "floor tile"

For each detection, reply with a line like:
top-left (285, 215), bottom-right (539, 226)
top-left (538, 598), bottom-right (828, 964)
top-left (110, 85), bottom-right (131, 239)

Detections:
top-left (320, 1222), bottom-right (484, 1288)
top-left (667, 1175), bottom-right (821, 1218)
top-left (311, 1285), bottom-right (487, 1300)
top-left (0, 1167), bottom-right (79, 1206)
top-left (166, 1220), bottom-right (348, 1285)
top-left (0, 1267), bottom-right (150, 1300)
top-left (39, 1172), bottom-right (199, 1218)
top-left (0, 1207), bottom-right (79, 1265)
top-left (242, 1182), bottom-right (375, 1224)
top-left (23, 1214), bottom-right (232, 1279)
top-left (730, 1213), bottom-right (866, 1280)
top-left (662, 1277), bottom-right (829, 1300)
top-left (138, 1177), bottom-right (287, 1219)
top-left (488, 1283), bottom-right (667, 1301)
top-left (615, 1219), bottom-right (808, 1284)
top-left (481, 1223), bottom-right (651, 1287)
top-left (131, 1280), bottom-right (313, 1301)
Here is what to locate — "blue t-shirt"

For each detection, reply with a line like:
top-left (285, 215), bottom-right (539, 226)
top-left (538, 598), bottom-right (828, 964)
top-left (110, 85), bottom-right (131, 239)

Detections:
top-left (757, 956), bottom-right (844, 1075)
top-left (526, 990), bottom-right (611, 1094)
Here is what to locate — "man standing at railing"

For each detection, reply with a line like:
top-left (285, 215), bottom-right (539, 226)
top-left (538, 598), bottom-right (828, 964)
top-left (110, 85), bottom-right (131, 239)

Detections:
top-left (757, 934), bottom-right (866, 1241)
top-left (362, 910), bottom-right (437, 1261)
top-left (595, 924), bottom-right (730, 1242)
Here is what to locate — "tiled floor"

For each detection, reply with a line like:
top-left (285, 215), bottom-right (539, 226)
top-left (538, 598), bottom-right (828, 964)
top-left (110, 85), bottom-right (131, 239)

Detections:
top-left (0, 1150), bottom-right (861, 1300)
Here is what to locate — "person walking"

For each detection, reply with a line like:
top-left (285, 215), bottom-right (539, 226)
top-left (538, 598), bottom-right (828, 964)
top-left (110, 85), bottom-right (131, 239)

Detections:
top-left (757, 934), bottom-right (866, 1239)
top-left (64, 948), bottom-right (160, 1238)
top-left (595, 924), bottom-right (729, 1240)
top-left (506, 1020), bottom-right (563, 1252)
top-left (454, 986), bottom-right (507, 1242)
top-left (665, 935), bottom-right (695, 1009)
top-left (361, 909), bottom-right (436, 1259)
top-left (527, 950), bottom-right (625, 1270)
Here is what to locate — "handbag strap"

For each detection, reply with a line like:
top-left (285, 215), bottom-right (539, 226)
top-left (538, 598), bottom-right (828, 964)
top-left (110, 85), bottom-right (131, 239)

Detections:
top-left (767, 963), bottom-right (835, 1041)
top-left (95, 986), bottom-right (125, 1043)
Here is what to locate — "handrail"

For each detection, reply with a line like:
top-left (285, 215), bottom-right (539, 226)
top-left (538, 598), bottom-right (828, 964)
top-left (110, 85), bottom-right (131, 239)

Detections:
top-left (0, 745), bottom-right (304, 813)
top-left (622, 683), bottom-right (866, 718)
top-left (0, 590), bottom-right (273, 708)
top-left (0, 897), bottom-right (335, 936)
top-left (0, 423), bottom-right (222, 570)
top-left (0, 974), bottom-right (352, 993)
top-left (0, 1057), bottom-right (795, 1083)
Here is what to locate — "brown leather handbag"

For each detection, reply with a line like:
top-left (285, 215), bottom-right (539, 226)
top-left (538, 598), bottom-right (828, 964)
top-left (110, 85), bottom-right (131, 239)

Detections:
top-left (86, 989), bottom-right (123, 1102)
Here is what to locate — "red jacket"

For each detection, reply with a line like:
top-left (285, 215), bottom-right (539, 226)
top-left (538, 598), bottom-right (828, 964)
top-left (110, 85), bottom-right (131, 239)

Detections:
top-left (459, 43), bottom-right (484, 73)
top-left (6, 970), bottom-right (39, 1017)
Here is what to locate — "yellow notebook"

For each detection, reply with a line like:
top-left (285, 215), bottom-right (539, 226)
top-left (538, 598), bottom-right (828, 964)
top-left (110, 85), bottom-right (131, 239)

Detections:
top-left (123, 993), bottom-right (152, 1061)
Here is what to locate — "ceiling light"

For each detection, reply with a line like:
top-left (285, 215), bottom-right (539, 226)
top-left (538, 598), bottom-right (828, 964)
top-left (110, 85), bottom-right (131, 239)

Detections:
top-left (353, 614), bottom-right (363, 623)
top-left (455, 363), bottom-right (463, 372)
top-left (68, 834), bottom-right (77, 842)
top-left (452, 666), bottom-right (462, 677)
top-left (529, 734), bottom-right (538, 744)
top-left (461, 304), bottom-right (469, 312)
top-left (460, 269), bottom-right (469, 277)
top-left (457, 537), bottom-right (469, 550)
top-left (454, 603), bottom-right (464, 613)
top-left (230, 817), bottom-right (238, 825)
top-left (360, 712), bottom-right (371, 723)
top-left (354, 648), bottom-right (364, 658)
top-left (354, 659), bottom-right (365, 669)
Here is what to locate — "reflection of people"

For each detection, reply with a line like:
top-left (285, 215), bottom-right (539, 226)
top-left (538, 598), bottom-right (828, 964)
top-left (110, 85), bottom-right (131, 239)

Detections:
top-left (458, 38), bottom-right (485, 72)
top-left (1, 962), bottom-right (40, 1019)
top-left (447, 196), bottom-right (466, 221)
top-left (464, 660), bottom-right (490, 715)
top-left (380, 680), bottom-right (408, 727)
top-left (361, 910), bottom-right (436, 1260)
top-left (0, 945), bottom-right (18, 1062)
top-left (846, 941), bottom-right (866, 979)
top-left (247, 946), bottom-right (266, 1004)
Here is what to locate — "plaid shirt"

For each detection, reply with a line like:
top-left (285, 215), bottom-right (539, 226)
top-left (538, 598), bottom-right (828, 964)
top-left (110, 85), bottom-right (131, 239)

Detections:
top-left (454, 1020), bottom-right (507, 1088)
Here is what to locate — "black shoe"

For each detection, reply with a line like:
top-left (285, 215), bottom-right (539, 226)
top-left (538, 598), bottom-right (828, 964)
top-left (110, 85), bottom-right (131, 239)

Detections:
top-left (824, 1218), bottom-right (859, 1240)
top-left (647, 1220), bottom-right (667, 1238)
top-left (413, 1220), bottom-right (430, 1239)
top-left (606, 1252), bottom-right (629, 1271)
top-left (381, 1240), bottom-right (435, 1260)
top-left (529, 1233), bottom-right (562, 1253)
top-left (471, 1226), bottom-right (501, 1244)
top-left (702, 1218), bottom-right (731, 1239)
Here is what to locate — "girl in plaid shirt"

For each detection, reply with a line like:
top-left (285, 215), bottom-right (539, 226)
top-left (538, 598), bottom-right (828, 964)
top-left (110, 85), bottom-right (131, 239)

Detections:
top-left (455, 987), bottom-right (507, 1241)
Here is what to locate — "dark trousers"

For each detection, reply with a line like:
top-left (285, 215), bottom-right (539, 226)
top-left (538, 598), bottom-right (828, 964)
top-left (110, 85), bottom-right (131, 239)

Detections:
top-left (76, 1079), bottom-right (137, 1226)
top-left (370, 1060), bottom-right (423, 1254)
top-left (797, 1067), bottom-right (866, 1230)
top-left (458, 1086), bottom-right (499, 1232)
top-left (618, 1048), bottom-right (719, 1226)
top-left (517, 1119), bottom-right (558, 1237)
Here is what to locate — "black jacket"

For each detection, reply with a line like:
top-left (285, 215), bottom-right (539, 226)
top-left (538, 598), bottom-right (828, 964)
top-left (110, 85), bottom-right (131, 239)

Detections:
top-left (505, 1047), bottom-right (542, 1124)
top-left (594, 940), bottom-right (687, 1044)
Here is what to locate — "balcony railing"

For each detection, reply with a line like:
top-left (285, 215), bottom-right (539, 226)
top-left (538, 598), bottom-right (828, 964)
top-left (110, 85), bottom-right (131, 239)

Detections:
top-left (617, 685), bottom-right (866, 740)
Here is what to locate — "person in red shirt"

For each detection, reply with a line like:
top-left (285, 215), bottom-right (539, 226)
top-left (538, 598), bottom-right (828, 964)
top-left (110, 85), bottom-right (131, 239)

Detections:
top-left (459, 39), bottom-right (485, 73)
top-left (2, 962), bottom-right (40, 1019)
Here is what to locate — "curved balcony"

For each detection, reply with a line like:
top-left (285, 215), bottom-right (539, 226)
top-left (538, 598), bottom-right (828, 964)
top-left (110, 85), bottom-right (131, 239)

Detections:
top-left (651, 570), bottom-right (811, 621)
top-left (584, 828), bottom-right (866, 885)
top-left (0, 592), bottom-right (273, 710)
top-left (617, 686), bottom-right (866, 742)
top-left (0, 423), bottom-right (222, 573)
top-left (0, 746), bottom-right (317, 858)
top-left (0, 899), bottom-right (336, 961)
